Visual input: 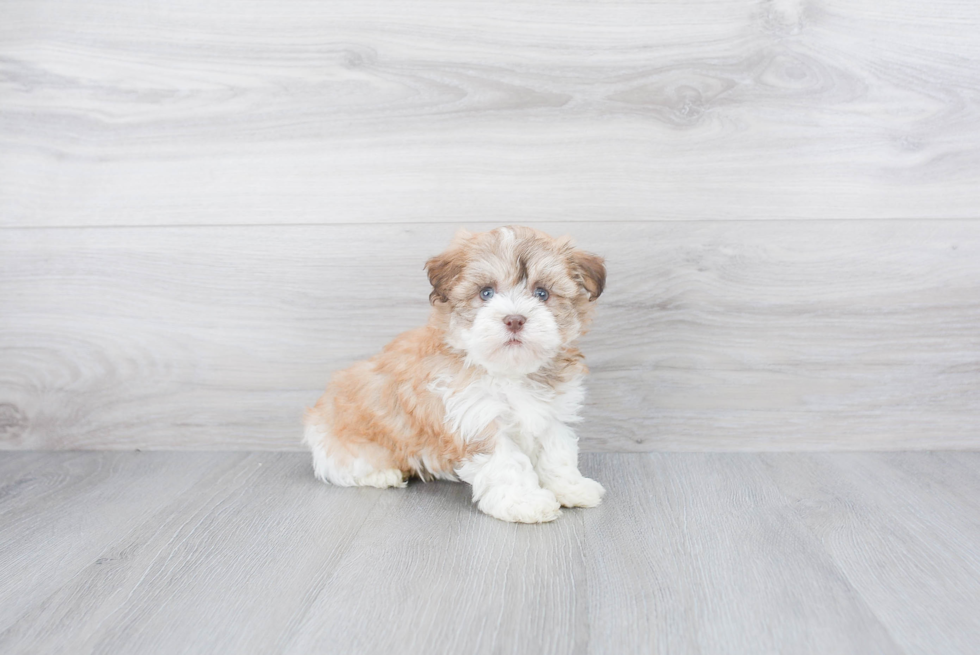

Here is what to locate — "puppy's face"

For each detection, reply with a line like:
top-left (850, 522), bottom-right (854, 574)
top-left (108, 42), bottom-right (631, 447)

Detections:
top-left (426, 226), bottom-right (605, 376)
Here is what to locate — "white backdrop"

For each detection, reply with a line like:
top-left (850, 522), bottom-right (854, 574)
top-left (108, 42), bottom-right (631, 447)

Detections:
top-left (2, 0), bottom-right (979, 449)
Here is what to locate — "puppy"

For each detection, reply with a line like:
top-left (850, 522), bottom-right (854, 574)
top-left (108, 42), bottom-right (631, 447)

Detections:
top-left (304, 226), bottom-right (606, 523)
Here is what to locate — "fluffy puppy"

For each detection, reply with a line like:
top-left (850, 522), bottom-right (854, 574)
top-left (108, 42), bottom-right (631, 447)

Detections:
top-left (304, 226), bottom-right (606, 523)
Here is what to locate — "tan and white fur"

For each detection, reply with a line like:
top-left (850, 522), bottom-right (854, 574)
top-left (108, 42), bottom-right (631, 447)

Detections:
top-left (304, 226), bottom-right (606, 523)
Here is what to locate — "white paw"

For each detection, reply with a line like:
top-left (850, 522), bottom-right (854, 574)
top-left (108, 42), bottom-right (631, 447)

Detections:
top-left (355, 468), bottom-right (407, 489)
top-left (478, 486), bottom-right (562, 523)
top-left (548, 477), bottom-right (605, 508)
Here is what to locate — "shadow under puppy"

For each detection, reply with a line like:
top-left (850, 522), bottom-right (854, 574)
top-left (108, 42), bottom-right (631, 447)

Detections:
top-left (304, 226), bottom-right (606, 523)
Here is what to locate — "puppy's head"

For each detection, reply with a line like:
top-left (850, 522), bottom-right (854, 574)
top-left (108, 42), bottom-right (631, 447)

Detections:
top-left (425, 226), bottom-right (605, 376)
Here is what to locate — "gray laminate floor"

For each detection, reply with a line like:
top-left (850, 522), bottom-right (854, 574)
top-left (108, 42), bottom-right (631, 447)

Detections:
top-left (1, 452), bottom-right (978, 655)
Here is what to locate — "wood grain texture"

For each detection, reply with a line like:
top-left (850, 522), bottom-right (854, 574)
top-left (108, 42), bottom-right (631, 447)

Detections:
top-left (764, 452), bottom-right (980, 655)
top-left (0, 452), bottom-right (237, 629)
top-left (1, 0), bottom-right (979, 227)
top-left (3, 221), bottom-right (979, 451)
top-left (0, 453), bottom-right (383, 655)
top-left (581, 453), bottom-right (902, 654)
top-left (2, 451), bottom-right (979, 654)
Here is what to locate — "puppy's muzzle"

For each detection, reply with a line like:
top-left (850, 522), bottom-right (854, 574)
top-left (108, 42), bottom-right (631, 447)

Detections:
top-left (503, 315), bottom-right (526, 333)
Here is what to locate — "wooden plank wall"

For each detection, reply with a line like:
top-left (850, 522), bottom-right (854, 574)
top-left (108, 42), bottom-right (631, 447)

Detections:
top-left (1, 0), bottom-right (979, 450)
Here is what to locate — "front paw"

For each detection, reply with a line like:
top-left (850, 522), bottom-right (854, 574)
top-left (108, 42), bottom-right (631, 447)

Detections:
top-left (478, 486), bottom-right (562, 524)
top-left (548, 477), bottom-right (606, 508)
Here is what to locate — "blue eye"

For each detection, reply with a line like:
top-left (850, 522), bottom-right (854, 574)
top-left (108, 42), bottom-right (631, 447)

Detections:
top-left (534, 287), bottom-right (549, 301)
top-left (480, 287), bottom-right (494, 300)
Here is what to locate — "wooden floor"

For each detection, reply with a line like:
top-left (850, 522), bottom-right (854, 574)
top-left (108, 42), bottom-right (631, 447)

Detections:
top-left (1, 451), bottom-right (978, 654)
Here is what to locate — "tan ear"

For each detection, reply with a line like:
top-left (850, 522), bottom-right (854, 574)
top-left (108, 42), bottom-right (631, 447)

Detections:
top-left (425, 247), bottom-right (467, 304)
top-left (569, 249), bottom-right (606, 301)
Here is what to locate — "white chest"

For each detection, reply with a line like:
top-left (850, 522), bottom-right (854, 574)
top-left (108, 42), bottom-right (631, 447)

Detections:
top-left (434, 373), bottom-right (585, 443)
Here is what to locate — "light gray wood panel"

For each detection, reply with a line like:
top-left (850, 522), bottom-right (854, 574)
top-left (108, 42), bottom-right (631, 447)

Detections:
top-left (2, 221), bottom-right (979, 451)
top-left (3, 452), bottom-right (979, 654)
top-left (281, 476), bottom-right (589, 655)
top-left (763, 452), bottom-right (980, 655)
top-left (0, 451), bottom-right (54, 481)
top-left (0, 453), bottom-right (383, 655)
top-left (581, 453), bottom-right (900, 655)
top-left (0, 452), bottom-right (94, 514)
top-left (2, 0), bottom-right (980, 227)
top-left (0, 452), bottom-right (235, 629)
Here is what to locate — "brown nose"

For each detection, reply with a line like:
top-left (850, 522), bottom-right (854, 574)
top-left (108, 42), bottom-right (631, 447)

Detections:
top-left (503, 315), bottom-right (526, 332)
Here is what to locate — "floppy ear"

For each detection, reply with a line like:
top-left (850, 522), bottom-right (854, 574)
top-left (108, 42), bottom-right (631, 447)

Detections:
top-left (425, 247), bottom-right (467, 304)
top-left (568, 249), bottom-right (606, 301)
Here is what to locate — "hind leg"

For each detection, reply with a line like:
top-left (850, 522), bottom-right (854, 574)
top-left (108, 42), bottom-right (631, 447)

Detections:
top-left (304, 424), bottom-right (407, 489)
